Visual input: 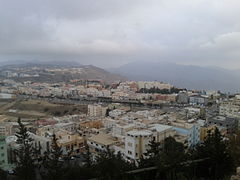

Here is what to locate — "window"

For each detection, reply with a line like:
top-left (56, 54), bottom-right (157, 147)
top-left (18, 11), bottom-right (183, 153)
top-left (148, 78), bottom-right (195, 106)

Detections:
top-left (46, 142), bottom-right (50, 152)
top-left (127, 142), bottom-right (132, 147)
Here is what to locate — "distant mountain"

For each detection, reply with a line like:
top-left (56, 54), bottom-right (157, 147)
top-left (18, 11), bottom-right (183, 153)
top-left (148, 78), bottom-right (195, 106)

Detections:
top-left (111, 62), bottom-right (240, 92)
top-left (0, 60), bottom-right (82, 68)
top-left (75, 65), bottom-right (127, 83)
top-left (0, 62), bottom-right (126, 83)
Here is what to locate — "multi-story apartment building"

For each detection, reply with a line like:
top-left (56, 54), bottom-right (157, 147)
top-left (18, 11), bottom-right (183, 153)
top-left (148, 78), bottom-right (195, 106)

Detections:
top-left (199, 125), bottom-right (225, 141)
top-left (55, 122), bottom-right (77, 132)
top-left (207, 116), bottom-right (237, 134)
top-left (125, 130), bottom-right (153, 160)
top-left (112, 123), bottom-right (136, 138)
top-left (87, 133), bottom-right (119, 152)
top-left (171, 121), bottom-right (201, 147)
top-left (189, 95), bottom-right (208, 106)
top-left (177, 91), bottom-right (189, 104)
top-left (88, 104), bottom-right (107, 117)
top-left (0, 123), bottom-right (13, 136)
top-left (137, 81), bottom-right (172, 90)
top-left (149, 124), bottom-right (176, 142)
top-left (55, 130), bottom-right (84, 154)
top-left (0, 136), bottom-right (9, 170)
top-left (219, 99), bottom-right (240, 118)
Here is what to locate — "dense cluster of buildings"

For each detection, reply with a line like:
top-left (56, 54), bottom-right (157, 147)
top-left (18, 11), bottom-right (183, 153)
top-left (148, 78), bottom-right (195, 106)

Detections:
top-left (0, 79), bottom-right (239, 171)
top-left (0, 79), bottom-right (219, 105)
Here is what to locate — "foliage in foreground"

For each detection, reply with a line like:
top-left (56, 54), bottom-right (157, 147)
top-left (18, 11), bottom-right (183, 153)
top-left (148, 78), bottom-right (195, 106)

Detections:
top-left (4, 119), bottom-right (238, 180)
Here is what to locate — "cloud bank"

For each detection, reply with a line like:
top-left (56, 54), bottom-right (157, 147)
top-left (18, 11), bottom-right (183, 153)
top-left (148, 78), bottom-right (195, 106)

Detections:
top-left (0, 0), bottom-right (240, 68)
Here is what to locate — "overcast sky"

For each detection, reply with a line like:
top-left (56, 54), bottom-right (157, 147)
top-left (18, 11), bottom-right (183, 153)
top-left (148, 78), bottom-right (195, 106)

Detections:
top-left (0, 0), bottom-right (240, 68)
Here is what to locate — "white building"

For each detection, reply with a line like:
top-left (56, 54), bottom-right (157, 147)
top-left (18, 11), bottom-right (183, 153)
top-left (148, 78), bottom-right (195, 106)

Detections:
top-left (125, 130), bottom-right (152, 160)
top-left (87, 133), bottom-right (119, 152)
top-left (0, 123), bottom-right (13, 136)
top-left (88, 104), bottom-right (107, 117)
top-left (149, 124), bottom-right (176, 142)
top-left (112, 123), bottom-right (135, 138)
top-left (0, 137), bottom-right (9, 170)
top-left (6, 133), bottom-right (51, 155)
top-left (137, 81), bottom-right (172, 90)
top-left (219, 99), bottom-right (240, 119)
top-left (54, 122), bottom-right (77, 132)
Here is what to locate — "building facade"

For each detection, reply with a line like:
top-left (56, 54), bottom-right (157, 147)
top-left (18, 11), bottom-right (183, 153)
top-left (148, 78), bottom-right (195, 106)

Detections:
top-left (125, 130), bottom-right (152, 160)
top-left (0, 136), bottom-right (9, 170)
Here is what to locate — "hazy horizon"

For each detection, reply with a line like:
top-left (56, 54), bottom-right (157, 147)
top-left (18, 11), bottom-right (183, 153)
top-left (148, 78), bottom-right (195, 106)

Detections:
top-left (1, 59), bottom-right (240, 72)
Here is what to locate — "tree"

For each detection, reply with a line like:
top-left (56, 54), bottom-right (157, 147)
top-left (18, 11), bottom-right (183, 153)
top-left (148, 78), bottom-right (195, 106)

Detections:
top-left (15, 117), bottom-right (36, 180)
top-left (229, 131), bottom-right (240, 168)
top-left (61, 145), bottom-right (95, 180)
top-left (95, 147), bottom-right (135, 180)
top-left (138, 137), bottom-right (187, 179)
top-left (83, 144), bottom-right (93, 168)
top-left (199, 108), bottom-right (206, 119)
top-left (191, 128), bottom-right (234, 179)
top-left (0, 168), bottom-right (7, 180)
top-left (156, 137), bottom-right (186, 180)
top-left (138, 139), bottom-right (161, 168)
top-left (106, 108), bottom-right (111, 117)
top-left (43, 134), bottom-right (65, 180)
top-left (63, 165), bottom-right (95, 180)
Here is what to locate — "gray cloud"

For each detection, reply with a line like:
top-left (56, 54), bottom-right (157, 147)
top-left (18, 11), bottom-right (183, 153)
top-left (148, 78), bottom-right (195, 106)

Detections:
top-left (0, 0), bottom-right (240, 68)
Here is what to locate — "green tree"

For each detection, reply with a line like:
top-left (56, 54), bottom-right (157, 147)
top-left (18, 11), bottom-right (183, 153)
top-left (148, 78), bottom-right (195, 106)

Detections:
top-left (63, 165), bottom-right (95, 180)
top-left (138, 139), bottom-right (161, 168)
top-left (0, 168), bottom-right (7, 180)
top-left (83, 144), bottom-right (93, 168)
top-left (199, 108), bottom-right (206, 119)
top-left (191, 128), bottom-right (233, 179)
top-left (43, 134), bottom-right (65, 180)
top-left (62, 145), bottom-right (95, 180)
top-left (138, 137), bottom-right (187, 179)
top-left (229, 130), bottom-right (240, 168)
top-left (106, 108), bottom-right (111, 117)
top-left (15, 117), bottom-right (36, 180)
top-left (156, 137), bottom-right (186, 180)
top-left (95, 147), bottom-right (135, 180)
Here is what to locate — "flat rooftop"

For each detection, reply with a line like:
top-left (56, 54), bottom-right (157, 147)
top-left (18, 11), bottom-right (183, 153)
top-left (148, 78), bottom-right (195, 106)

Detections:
top-left (127, 130), bottom-right (152, 136)
top-left (149, 124), bottom-right (173, 132)
top-left (88, 133), bottom-right (118, 146)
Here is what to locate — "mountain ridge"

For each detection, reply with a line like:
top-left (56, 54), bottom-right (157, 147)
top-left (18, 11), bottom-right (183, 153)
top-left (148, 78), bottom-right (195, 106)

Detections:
top-left (0, 61), bottom-right (126, 83)
top-left (110, 61), bottom-right (240, 92)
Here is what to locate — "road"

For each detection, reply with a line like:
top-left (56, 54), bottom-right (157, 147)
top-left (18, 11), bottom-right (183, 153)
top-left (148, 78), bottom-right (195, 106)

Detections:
top-left (17, 94), bottom-right (191, 110)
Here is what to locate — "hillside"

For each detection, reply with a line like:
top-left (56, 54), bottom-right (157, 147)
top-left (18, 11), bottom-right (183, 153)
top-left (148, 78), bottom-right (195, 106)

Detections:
top-left (0, 62), bottom-right (126, 83)
top-left (111, 62), bottom-right (240, 92)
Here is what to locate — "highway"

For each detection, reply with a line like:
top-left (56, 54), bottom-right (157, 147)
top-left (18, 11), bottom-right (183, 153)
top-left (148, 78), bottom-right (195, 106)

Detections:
top-left (17, 94), bottom-right (190, 110)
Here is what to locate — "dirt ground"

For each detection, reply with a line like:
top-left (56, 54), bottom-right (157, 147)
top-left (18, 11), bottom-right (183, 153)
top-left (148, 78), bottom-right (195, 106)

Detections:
top-left (0, 99), bottom-right (87, 122)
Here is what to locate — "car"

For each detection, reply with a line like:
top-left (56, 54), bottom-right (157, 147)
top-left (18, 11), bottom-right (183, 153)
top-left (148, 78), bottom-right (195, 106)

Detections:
top-left (58, 157), bottom-right (64, 162)
top-left (7, 169), bottom-right (15, 175)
